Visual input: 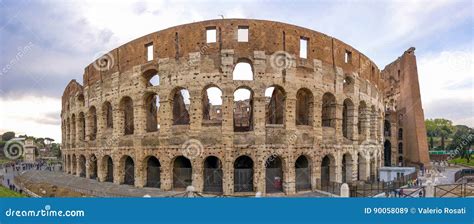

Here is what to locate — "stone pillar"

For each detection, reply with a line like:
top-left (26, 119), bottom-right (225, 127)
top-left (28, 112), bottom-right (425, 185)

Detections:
top-left (85, 159), bottom-right (90, 179)
top-left (135, 158), bottom-right (145, 188)
top-left (255, 155), bottom-right (265, 194)
top-left (113, 156), bottom-right (122, 184)
top-left (161, 162), bottom-right (172, 191)
top-left (97, 157), bottom-right (106, 182)
top-left (192, 158), bottom-right (203, 192)
top-left (253, 96), bottom-right (266, 145)
top-left (285, 155), bottom-right (296, 195)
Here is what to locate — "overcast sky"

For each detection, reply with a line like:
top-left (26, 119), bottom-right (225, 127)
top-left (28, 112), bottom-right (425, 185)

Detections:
top-left (0, 0), bottom-right (472, 142)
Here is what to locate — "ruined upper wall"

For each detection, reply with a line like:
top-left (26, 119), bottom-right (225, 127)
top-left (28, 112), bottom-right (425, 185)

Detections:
top-left (77, 19), bottom-right (381, 90)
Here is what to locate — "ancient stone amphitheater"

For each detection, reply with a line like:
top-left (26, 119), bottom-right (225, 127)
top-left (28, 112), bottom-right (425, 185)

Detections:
top-left (61, 19), bottom-right (430, 196)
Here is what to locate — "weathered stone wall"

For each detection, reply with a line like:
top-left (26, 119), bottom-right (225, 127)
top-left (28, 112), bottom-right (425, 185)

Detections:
top-left (60, 19), bottom-right (388, 196)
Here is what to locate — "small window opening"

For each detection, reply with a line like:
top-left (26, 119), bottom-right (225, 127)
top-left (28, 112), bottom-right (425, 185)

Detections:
top-left (238, 26), bottom-right (249, 42)
top-left (206, 27), bottom-right (217, 43)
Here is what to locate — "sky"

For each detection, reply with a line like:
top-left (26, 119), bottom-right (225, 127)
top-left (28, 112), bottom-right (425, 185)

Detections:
top-left (0, 0), bottom-right (472, 142)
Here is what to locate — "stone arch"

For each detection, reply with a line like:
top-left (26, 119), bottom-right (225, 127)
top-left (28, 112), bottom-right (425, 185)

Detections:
top-left (295, 155), bottom-right (311, 191)
top-left (78, 154), bottom-right (86, 177)
top-left (232, 59), bottom-right (253, 80)
top-left (203, 156), bottom-right (223, 193)
top-left (144, 92), bottom-right (160, 132)
top-left (202, 85), bottom-right (223, 125)
top-left (384, 140), bottom-right (392, 167)
top-left (233, 87), bottom-right (254, 132)
top-left (342, 98), bottom-right (355, 139)
top-left (172, 156), bottom-right (192, 189)
top-left (234, 155), bottom-right (254, 192)
top-left (265, 85), bottom-right (286, 125)
top-left (89, 154), bottom-right (98, 180)
top-left (78, 112), bottom-right (85, 141)
top-left (102, 155), bottom-right (114, 182)
top-left (384, 119), bottom-right (391, 137)
top-left (71, 154), bottom-right (77, 175)
top-left (343, 75), bottom-right (355, 94)
top-left (170, 87), bottom-right (190, 125)
top-left (142, 68), bottom-right (160, 87)
top-left (66, 154), bottom-right (71, 174)
top-left (358, 101), bottom-right (368, 138)
top-left (342, 153), bottom-right (353, 183)
top-left (144, 156), bottom-right (161, 188)
top-left (398, 128), bottom-right (403, 140)
top-left (120, 155), bottom-right (135, 185)
top-left (265, 155), bottom-right (284, 193)
top-left (87, 106), bottom-right (97, 140)
top-left (102, 101), bottom-right (113, 129)
top-left (295, 88), bottom-right (314, 126)
top-left (71, 114), bottom-right (76, 147)
top-left (119, 96), bottom-right (134, 135)
top-left (77, 94), bottom-right (85, 107)
top-left (321, 92), bottom-right (336, 128)
top-left (320, 154), bottom-right (336, 185)
top-left (398, 142), bottom-right (403, 154)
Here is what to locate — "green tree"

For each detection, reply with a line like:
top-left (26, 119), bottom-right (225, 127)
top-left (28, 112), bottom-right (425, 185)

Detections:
top-left (425, 118), bottom-right (455, 150)
top-left (1, 132), bottom-right (15, 141)
top-left (448, 125), bottom-right (473, 163)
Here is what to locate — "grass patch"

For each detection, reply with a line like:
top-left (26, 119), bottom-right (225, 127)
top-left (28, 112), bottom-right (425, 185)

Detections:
top-left (0, 186), bottom-right (25, 197)
top-left (448, 155), bottom-right (474, 167)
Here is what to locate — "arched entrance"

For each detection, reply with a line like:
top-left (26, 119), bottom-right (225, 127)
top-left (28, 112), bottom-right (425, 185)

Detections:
top-left (173, 156), bottom-right (192, 189)
top-left (203, 156), bottom-right (223, 193)
top-left (320, 155), bottom-right (333, 186)
top-left (384, 140), bottom-right (392, 166)
top-left (265, 155), bottom-right (283, 193)
top-left (342, 153), bottom-right (353, 183)
top-left (89, 155), bottom-right (97, 180)
top-left (146, 156), bottom-right (161, 188)
top-left (234, 155), bottom-right (254, 192)
top-left (78, 155), bottom-right (86, 178)
top-left (295, 155), bottom-right (311, 191)
top-left (104, 156), bottom-right (114, 182)
top-left (123, 156), bottom-right (135, 185)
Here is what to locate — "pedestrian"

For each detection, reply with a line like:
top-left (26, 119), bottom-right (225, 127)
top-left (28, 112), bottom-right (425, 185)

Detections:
top-left (418, 190), bottom-right (423, 198)
top-left (399, 188), bottom-right (404, 197)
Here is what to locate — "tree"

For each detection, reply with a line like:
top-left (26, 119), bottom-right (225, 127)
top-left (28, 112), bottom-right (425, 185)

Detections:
top-left (447, 125), bottom-right (473, 163)
top-left (1, 132), bottom-right (15, 141)
top-left (425, 118), bottom-right (455, 150)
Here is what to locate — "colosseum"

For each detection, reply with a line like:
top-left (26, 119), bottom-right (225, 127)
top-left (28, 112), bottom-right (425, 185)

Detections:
top-left (61, 19), bottom-right (430, 196)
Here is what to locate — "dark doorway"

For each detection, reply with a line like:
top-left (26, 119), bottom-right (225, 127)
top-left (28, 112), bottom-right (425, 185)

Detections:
top-left (146, 157), bottom-right (161, 188)
top-left (123, 156), bottom-right (135, 185)
top-left (234, 156), bottom-right (254, 192)
top-left (173, 156), bottom-right (192, 189)
top-left (295, 155), bottom-right (311, 191)
top-left (265, 155), bottom-right (283, 193)
top-left (105, 156), bottom-right (114, 182)
top-left (384, 140), bottom-right (392, 166)
top-left (203, 156), bottom-right (223, 193)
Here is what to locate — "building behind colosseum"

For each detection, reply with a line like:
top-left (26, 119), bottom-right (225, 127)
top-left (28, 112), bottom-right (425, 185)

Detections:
top-left (60, 19), bottom-right (430, 196)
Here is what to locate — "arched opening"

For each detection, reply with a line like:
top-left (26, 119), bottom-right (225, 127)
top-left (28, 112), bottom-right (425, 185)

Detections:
top-left (398, 156), bottom-right (403, 166)
top-left (232, 61), bottom-right (253, 80)
top-left (265, 155), bottom-right (283, 193)
top-left (357, 153), bottom-right (367, 181)
top-left (78, 112), bottom-right (85, 141)
top-left (233, 87), bottom-right (253, 132)
top-left (202, 86), bottom-right (223, 125)
top-left (234, 155), bottom-right (254, 192)
top-left (173, 156), bottom-right (192, 189)
top-left (398, 142), bottom-right (403, 154)
top-left (72, 154), bottom-right (77, 175)
top-left (398, 128), bottom-right (403, 140)
top-left (321, 92), bottom-right (336, 128)
top-left (77, 94), bottom-right (85, 107)
top-left (122, 156), bottom-right (135, 185)
top-left (370, 158), bottom-right (376, 182)
top-left (66, 155), bottom-right (71, 174)
top-left (89, 155), bottom-right (97, 180)
top-left (342, 153), bottom-right (353, 183)
top-left (71, 114), bottom-right (76, 147)
top-left (88, 107), bottom-right (97, 140)
top-left (120, 97), bottom-right (134, 135)
top-left (203, 156), bottom-right (223, 193)
top-left (66, 117), bottom-right (71, 146)
top-left (295, 155), bottom-right (311, 191)
top-left (343, 75), bottom-right (354, 94)
top-left (102, 101), bottom-right (113, 129)
top-left (296, 88), bottom-right (313, 126)
top-left (103, 156), bottom-right (114, 182)
top-left (145, 156), bottom-right (161, 188)
top-left (343, 99), bottom-right (354, 139)
top-left (384, 140), bottom-right (392, 167)
top-left (78, 155), bottom-right (86, 177)
top-left (384, 120), bottom-right (391, 137)
top-left (143, 69), bottom-right (160, 87)
top-left (145, 93), bottom-right (160, 132)
top-left (370, 106), bottom-right (376, 139)
top-left (171, 88), bottom-right (190, 125)
top-left (320, 155), bottom-right (334, 186)
top-left (358, 101), bottom-right (368, 138)
top-left (265, 86), bottom-right (285, 125)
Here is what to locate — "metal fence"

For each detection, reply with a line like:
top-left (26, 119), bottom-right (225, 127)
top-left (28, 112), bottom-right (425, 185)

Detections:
top-left (315, 178), bottom-right (342, 195)
top-left (265, 168), bottom-right (283, 193)
top-left (173, 168), bottom-right (192, 189)
top-left (435, 183), bottom-right (474, 197)
top-left (234, 168), bottom-right (253, 192)
top-left (454, 169), bottom-right (474, 182)
top-left (349, 172), bottom-right (417, 197)
top-left (203, 168), bottom-right (223, 193)
top-left (295, 168), bottom-right (311, 191)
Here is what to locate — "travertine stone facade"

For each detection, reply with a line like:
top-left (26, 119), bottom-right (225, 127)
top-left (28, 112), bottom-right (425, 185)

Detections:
top-left (60, 19), bottom-right (428, 196)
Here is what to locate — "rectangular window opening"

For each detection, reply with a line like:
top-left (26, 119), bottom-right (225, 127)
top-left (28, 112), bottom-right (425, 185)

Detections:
top-left (345, 50), bottom-right (352, 63)
top-left (146, 43), bottom-right (153, 61)
top-left (238, 26), bottom-right (249, 42)
top-left (299, 37), bottom-right (308, 59)
top-left (206, 27), bottom-right (217, 43)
